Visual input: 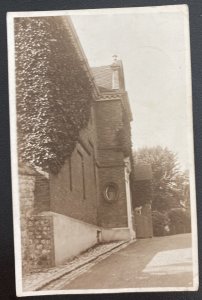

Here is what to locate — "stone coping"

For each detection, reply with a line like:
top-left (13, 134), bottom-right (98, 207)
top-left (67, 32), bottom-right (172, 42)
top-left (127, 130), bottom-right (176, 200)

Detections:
top-left (38, 211), bottom-right (100, 229)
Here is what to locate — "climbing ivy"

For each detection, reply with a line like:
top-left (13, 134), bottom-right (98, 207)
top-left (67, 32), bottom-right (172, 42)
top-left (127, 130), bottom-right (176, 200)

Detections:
top-left (15, 16), bottom-right (94, 174)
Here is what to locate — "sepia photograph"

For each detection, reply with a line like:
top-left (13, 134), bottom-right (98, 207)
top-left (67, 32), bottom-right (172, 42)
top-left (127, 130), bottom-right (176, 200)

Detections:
top-left (7, 5), bottom-right (198, 296)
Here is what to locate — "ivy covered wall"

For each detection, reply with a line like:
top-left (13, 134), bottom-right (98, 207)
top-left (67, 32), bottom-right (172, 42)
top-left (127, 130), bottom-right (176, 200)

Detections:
top-left (15, 16), bottom-right (94, 174)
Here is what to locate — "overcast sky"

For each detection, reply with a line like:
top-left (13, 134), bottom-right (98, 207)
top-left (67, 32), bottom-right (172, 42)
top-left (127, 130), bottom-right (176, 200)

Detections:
top-left (71, 7), bottom-right (192, 170)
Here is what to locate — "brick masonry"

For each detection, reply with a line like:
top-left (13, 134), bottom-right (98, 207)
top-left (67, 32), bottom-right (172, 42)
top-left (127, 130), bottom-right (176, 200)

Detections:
top-left (49, 105), bottom-right (98, 225)
top-left (95, 100), bottom-right (123, 149)
top-left (48, 96), bottom-right (131, 230)
top-left (19, 95), bottom-right (133, 274)
top-left (18, 95), bottom-right (132, 275)
top-left (95, 98), bottom-right (129, 228)
top-left (97, 166), bottom-right (128, 228)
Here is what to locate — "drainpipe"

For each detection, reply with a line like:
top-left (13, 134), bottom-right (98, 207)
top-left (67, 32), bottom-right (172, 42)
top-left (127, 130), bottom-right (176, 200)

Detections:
top-left (124, 157), bottom-right (136, 240)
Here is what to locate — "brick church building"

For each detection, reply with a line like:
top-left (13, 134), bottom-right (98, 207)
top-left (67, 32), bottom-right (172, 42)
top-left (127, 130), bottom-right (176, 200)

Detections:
top-left (15, 16), bottom-right (136, 273)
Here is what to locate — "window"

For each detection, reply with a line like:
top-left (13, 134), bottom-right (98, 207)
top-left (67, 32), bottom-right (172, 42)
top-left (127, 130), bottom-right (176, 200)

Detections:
top-left (77, 150), bottom-right (85, 200)
top-left (68, 157), bottom-right (72, 191)
top-left (103, 182), bottom-right (119, 203)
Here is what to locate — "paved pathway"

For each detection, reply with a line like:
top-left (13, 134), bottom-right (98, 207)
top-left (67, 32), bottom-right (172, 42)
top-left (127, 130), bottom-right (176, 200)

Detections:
top-left (23, 241), bottom-right (128, 291)
top-left (51, 233), bottom-right (193, 290)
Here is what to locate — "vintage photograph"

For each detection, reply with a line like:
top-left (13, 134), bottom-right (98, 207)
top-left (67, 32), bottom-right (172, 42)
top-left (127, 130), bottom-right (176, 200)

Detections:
top-left (7, 5), bottom-right (198, 296)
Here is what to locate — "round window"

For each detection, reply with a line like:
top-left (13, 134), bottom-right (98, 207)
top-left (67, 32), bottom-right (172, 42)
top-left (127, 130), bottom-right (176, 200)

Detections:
top-left (103, 183), bottom-right (119, 203)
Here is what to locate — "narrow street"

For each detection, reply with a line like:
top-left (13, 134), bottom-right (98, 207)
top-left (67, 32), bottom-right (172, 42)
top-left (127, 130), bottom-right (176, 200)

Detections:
top-left (49, 233), bottom-right (193, 290)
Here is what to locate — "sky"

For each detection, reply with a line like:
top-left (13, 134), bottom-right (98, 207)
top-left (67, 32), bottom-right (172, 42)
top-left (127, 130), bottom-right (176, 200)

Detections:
top-left (70, 7), bottom-right (192, 170)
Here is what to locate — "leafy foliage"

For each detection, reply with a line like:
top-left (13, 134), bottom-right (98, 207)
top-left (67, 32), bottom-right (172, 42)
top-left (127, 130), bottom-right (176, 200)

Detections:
top-left (133, 146), bottom-right (187, 212)
top-left (133, 146), bottom-right (192, 236)
top-left (152, 211), bottom-right (170, 236)
top-left (174, 170), bottom-right (190, 211)
top-left (15, 17), bottom-right (94, 173)
top-left (168, 208), bottom-right (191, 234)
top-left (152, 208), bottom-right (191, 237)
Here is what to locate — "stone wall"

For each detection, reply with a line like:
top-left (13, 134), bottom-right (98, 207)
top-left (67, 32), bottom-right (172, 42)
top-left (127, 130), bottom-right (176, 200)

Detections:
top-left (19, 165), bottom-right (54, 274)
top-left (19, 172), bottom-right (36, 274)
top-left (25, 215), bottom-right (54, 273)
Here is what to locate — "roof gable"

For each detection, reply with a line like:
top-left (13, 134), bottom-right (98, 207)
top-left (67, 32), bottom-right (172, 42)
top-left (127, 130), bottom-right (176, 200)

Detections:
top-left (91, 65), bottom-right (113, 91)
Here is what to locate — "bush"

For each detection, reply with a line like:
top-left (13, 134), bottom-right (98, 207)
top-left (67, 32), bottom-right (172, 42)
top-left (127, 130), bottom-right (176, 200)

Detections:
top-left (168, 208), bottom-right (191, 235)
top-left (152, 211), bottom-right (170, 236)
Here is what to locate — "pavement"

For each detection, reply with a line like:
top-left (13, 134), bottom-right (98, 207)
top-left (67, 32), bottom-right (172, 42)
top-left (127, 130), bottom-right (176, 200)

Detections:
top-left (23, 233), bottom-right (194, 292)
top-left (43, 233), bottom-right (194, 290)
top-left (23, 240), bottom-right (130, 291)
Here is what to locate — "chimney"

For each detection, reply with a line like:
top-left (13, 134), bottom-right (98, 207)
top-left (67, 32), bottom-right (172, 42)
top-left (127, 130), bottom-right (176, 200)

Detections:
top-left (111, 55), bottom-right (120, 90)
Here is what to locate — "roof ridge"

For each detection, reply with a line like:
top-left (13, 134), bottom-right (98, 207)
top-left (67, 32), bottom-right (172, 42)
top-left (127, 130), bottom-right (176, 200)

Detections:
top-left (91, 60), bottom-right (122, 70)
top-left (91, 65), bottom-right (111, 69)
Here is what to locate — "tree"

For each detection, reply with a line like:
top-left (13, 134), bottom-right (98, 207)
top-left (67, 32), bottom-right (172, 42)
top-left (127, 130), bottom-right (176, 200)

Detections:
top-left (133, 146), bottom-right (182, 212)
top-left (175, 170), bottom-right (190, 212)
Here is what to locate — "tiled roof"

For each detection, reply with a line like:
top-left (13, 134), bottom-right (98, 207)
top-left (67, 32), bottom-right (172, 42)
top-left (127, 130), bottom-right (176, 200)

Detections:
top-left (91, 61), bottom-right (133, 121)
top-left (91, 65), bottom-right (113, 91)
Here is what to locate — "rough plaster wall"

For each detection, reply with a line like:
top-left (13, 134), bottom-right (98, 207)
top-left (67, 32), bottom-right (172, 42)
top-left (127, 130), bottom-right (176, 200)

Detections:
top-left (52, 213), bottom-right (100, 265)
